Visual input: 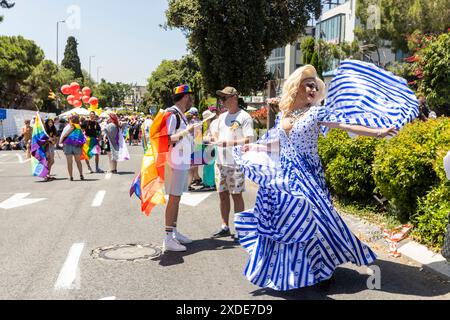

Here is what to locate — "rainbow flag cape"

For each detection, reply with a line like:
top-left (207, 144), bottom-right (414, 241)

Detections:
top-left (64, 124), bottom-right (86, 147)
top-left (81, 137), bottom-right (101, 160)
top-left (30, 113), bottom-right (49, 178)
top-left (130, 111), bottom-right (171, 216)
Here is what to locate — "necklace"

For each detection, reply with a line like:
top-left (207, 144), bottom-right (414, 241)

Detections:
top-left (284, 106), bottom-right (311, 125)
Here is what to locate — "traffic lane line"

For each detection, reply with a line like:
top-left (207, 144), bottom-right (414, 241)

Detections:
top-left (54, 243), bottom-right (85, 290)
top-left (91, 190), bottom-right (106, 207)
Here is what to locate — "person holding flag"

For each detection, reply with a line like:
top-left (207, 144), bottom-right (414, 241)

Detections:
top-left (130, 84), bottom-right (202, 252)
top-left (30, 113), bottom-right (50, 181)
top-left (81, 111), bottom-right (103, 174)
top-left (59, 114), bottom-right (86, 181)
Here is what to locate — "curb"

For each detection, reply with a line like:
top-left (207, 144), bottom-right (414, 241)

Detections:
top-left (341, 212), bottom-right (450, 280)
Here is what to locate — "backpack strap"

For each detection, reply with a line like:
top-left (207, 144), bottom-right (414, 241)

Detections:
top-left (165, 107), bottom-right (186, 147)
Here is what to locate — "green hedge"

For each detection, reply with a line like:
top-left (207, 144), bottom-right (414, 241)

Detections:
top-left (319, 129), bottom-right (380, 201)
top-left (373, 118), bottom-right (450, 222)
top-left (318, 118), bottom-right (450, 249)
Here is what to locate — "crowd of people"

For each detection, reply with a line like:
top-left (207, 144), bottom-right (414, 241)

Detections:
top-left (4, 61), bottom-right (421, 292)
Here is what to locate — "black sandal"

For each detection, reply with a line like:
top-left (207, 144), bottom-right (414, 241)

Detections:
top-left (80, 175), bottom-right (85, 181)
top-left (70, 177), bottom-right (74, 181)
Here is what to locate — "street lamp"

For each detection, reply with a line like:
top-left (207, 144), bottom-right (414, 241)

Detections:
top-left (97, 66), bottom-right (103, 83)
top-left (56, 20), bottom-right (66, 111)
top-left (56, 20), bottom-right (66, 67)
top-left (89, 55), bottom-right (96, 78)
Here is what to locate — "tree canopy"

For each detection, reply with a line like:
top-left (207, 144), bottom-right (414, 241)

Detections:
top-left (0, 0), bottom-right (14, 23)
top-left (146, 54), bottom-right (203, 111)
top-left (165, 0), bottom-right (321, 95)
top-left (0, 36), bottom-right (44, 108)
top-left (61, 36), bottom-right (84, 81)
top-left (96, 80), bottom-right (133, 110)
top-left (355, 0), bottom-right (450, 53)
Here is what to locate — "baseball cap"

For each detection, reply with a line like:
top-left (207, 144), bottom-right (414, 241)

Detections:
top-left (188, 107), bottom-right (199, 115)
top-left (216, 86), bottom-right (240, 98)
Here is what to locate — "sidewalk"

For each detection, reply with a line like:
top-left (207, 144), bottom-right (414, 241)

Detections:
top-left (340, 212), bottom-right (450, 280)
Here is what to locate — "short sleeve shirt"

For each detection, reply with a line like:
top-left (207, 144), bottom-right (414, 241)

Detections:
top-left (213, 110), bottom-right (254, 166)
top-left (166, 106), bottom-right (193, 171)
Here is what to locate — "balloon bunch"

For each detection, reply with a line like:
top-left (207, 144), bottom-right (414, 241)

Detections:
top-left (60, 82), bottom-right (100, 113)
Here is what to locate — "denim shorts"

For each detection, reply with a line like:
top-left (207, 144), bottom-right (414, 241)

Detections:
top-left (63, 144), bottom-right (82, 156)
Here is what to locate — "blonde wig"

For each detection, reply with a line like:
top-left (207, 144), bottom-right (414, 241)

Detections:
top-left (279, 65), bottom-right (326, 113)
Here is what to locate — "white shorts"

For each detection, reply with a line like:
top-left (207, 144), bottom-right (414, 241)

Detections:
top-left (165, 165), bottom-right (189, 196)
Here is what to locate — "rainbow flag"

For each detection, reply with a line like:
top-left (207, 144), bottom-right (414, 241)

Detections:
top-left (30, 113), bottom-right (49, 178)
top-left (81, 137), bottom-right (101, 160)
top-left (64, 124), bottom-right (86, 147)
top-left (130, 111), bottom-right (171, 216)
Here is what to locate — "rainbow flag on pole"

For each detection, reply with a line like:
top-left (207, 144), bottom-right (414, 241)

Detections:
top-left (30, 113), bottom-right (49, 178)
top-left (130, 111), bottom-right (171, 216)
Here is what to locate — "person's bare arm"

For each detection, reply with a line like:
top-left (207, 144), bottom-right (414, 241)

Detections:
top-left (320, 122), bottom-right (398, 138)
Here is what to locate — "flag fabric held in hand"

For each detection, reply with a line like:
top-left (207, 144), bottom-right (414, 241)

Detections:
top-left (30, 113), bottom-right (49, 178)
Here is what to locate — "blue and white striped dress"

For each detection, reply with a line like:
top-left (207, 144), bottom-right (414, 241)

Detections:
top-left (233, 60), bottom-right (419, 291)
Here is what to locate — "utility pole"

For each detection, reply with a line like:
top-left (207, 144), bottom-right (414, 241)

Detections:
top-left (56, 20), bottom-right (66, 111)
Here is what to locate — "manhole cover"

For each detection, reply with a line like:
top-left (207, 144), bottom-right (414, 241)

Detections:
top-left (92, 244), bottom-right (162, 262)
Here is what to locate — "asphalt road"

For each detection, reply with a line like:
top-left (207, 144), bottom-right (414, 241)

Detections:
top-left (0, 147), bottom-right (449, 300)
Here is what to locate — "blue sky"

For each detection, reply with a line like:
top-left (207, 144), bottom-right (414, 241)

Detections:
top-left (0, 0), bottom-right (188, 85)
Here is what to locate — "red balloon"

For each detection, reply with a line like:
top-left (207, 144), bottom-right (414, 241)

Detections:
top-left (67, 95), bottom-right (75, 105)
top-left (89, 97), bottom-right (99, 106)
top-left (73, 100), bottom-right (82, 108)
top-left (82, 87), bottom-right (92, 97)
top-left (82, 96), bottom-right (90, 104)
top-left (70, 82), bottom-right (80, 94)
top-left (73, 91), bottom-right (82, 101)
top-left (61, 85), bottom-right (71, 95)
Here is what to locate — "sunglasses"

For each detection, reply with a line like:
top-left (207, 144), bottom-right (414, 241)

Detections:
top-left (304, 82), bottom-right (319, 91)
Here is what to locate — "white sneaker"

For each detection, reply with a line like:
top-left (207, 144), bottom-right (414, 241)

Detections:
top-left (163, 238), bottom-right (187, 252)
top-left (174, 231), bottom-right (193, 244)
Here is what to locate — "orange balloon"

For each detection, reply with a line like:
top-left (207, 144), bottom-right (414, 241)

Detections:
top-left (82, 96), bottom-right (90, 104)
top-left (73, 100), bottom-right (82, 108)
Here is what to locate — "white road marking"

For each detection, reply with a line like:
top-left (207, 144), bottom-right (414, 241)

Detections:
top-left (99, 296), bottom-right (117, 300)
top-left (54, 243), bottom-right (85, 290)
top-left (0, 153), bottom-right (30, 164)
top-left (91, 190), bottom-right (106, 207)
top-left (164, 192), bottom-right (213, 207)
top-left (105, 173), bottom-right (112, 180)
top-left (0, 193), bottom-right (46, 210)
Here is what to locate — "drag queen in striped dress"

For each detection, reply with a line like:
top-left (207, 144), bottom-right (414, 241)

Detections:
top-left (234, 61), bottom-right (419, 291)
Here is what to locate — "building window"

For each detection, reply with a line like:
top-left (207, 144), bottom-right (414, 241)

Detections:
top-left (315, 14), bottom-right (345, 44)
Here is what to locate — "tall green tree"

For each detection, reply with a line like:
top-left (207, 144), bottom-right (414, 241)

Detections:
top-left (22, 60), bottom-right (76, 112)
top-left (355, 0), bottom-right (450, 54)
top-left (0, 35), bottom-right (44, 108)
top-left (146, 54), bottom-right (203, 111)
top-left (61, 36), bottom-right (83, 81)
top-left (96, 80), bottom-right (132, 109)
top-left (0, 0), bottom-right (14, 23)
top-left (165, 0), bottom-right (321, 95)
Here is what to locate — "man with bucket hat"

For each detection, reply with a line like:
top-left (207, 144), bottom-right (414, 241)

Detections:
top-left (210, 86), bottom-right (254, 239)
